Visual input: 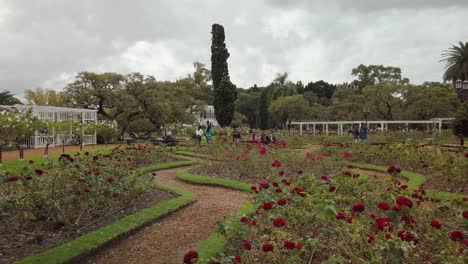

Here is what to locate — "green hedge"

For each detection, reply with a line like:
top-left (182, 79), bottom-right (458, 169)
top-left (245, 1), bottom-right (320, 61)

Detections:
top-left (175, 151), bottom-right (210, 159)
top-left (16, 162), bottom-right (197, 264)
top-left (349, 162), bottom-right (467, 201)
top-left (176, 169), bottom-right (251, 192)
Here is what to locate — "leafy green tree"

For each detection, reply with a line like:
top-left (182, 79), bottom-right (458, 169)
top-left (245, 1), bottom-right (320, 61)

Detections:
top-left (303, 80), bottom-right (336, 101)
top-left (269, 95), bottom-right (310, 128)
top-left (88, 121), bottom-right (119, 147)
top-left (230, 112), bottom-right (248, 128)
top-left (404, 86), bottom-right (460, 119)
top-left (0, 90), bottom-right (22, 105)
top-left (328, 87), bottom-right (364, 120)
top-left (363, 82), bottom-right (407, 120)
top-left (451, 102), bottom-right (468, 151)
top-left (24, 88), bottom-right (66, 106)
top-left (235, 92), bottom-right (261, 128)
top-left (351, 64), bottom-right (409, 90)
top-left (441, 41), bottom-right (468, 82)
top-left (211, 24), bottom-right (236, 126)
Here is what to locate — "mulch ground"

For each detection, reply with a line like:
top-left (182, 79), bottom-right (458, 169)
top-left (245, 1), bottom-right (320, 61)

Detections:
top-left (84, 167), bottom-right (249, 264)
top-left (0, 187), bottom-right (175, 264)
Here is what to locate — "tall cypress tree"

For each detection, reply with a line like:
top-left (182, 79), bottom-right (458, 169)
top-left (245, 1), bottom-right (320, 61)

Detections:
top-left (259, 89), bottom-right (269, 130)
top-left (211, 24), bottom-right (236, 127)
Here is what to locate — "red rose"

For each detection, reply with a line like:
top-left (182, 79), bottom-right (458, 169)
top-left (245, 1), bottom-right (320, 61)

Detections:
top-left (272, 160), bottom-right (282, 167)
top-left (297, 169), bottom-right (303, 174)
top-left (378, 202), bottom-right (390, 211)
top-left (259, 146), bottom-right (266, 155)
top-left (273, 218), bottom-right (286, 227)
top-left (352, 204), bottom-right (365, 213)
top-left (387, 165), bottom-right (396, 173)
top-left (347, 164), bottom-right (354, 169)
top-left (385, 233), bottom-right (392, 240)
top-left (272, 181), bottom-right (279, 187)
top-left (243, 242), bottom-right (252, 250)
top-left (284, 180), bottom-right (291, 186)
top-left (278, 170), bottom-right (285, 176)
top-left (8, 176), bottom-right (19, 182)
top-left (183, 250), bottom-right (198, 264)
top-left (275, 188), bottom-right (282, 193)
top-left (450, 231), bottom-right (464, 242)
top-left (278, 198), bottom-right (287, 206)
top-left (397, 230), bottom-right (415, 242)
top-left (25, 176), bottom-right (32, 180)
top-left (83, 188), bottom-right (90, 193)
top-left (262, 202), bottom-right (273, 210)
top-left (374, 218), bottom-right (388, 230)
top-left (343, 152), bottom-right (350, 158)
top-left (259, 183), bottom-right (269, 190)
top-left (400, 185), bottom-right (408, 190)
top-left (367, 234), bottom-right (375, 243)
top-left (462, 211), bottom-right (468, 220)
top-left (234, 256), bottom-right (241, 263)
top-left (328, 186), bottom-right (336, 192)
top-left (335, 212), bottom-right (346, 219)
top-left (396, 196), bottom-right (413, 208)
top-left (28, 160), bottom-right (34, 164)
top-left (284, 241), bottom-right (295, 249)
top-left (262, 243), bottom-right (274, 252)
top-left (346, 216), bottom-right (354, 223)
top-left (112, 193), bottom-right (118, 198)
top-left (352, 173), bottom-right (360, 179)
top-left (240, 216), bottom-right (248, 222)
top-left (431, 220), bottom-right (442, 229)
top-left (392, 204), bottom-right (402, 211)
top-left (248, 219), bottom-right (258, 226)
top-left (106, 178), bottom-right (114, 183)
top-left (151, 172), bottom-right (157, 176)
top-left (295, 244), bottom-right (302, 250)
top-left (250, 186), bottom-right (257, 192)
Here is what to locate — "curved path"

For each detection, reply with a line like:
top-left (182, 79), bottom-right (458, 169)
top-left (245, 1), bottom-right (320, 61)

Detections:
top-left (85, 166), bottom-right (249, 264)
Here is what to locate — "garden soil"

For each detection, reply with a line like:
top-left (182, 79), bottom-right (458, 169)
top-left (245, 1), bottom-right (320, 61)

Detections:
top-left (84, 167), bottom-right (249, 264)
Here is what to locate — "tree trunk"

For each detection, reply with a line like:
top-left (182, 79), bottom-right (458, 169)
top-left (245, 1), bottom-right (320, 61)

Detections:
top-left (19, 144), bottom-right (24, 160)
top-left (460, 136), bottom-right (464, 154)
top-left (0, 144), bottom-right (3, 165)
top-left (62, 141), bottom-right (65, 153)
top-left (44, 144), bottom-right (49, 158)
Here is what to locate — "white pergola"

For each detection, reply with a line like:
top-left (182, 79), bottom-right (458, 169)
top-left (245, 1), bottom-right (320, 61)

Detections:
top-left (1, 104), bottom-right (98, 148)
top-left (291, 118), bottom-right (454, 135)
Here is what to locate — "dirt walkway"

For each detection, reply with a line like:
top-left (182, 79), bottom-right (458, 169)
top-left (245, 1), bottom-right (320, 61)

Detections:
top-left (1, 144), bottom-right (126, 162)
top-left (85, 167), bottom-right (249, 264)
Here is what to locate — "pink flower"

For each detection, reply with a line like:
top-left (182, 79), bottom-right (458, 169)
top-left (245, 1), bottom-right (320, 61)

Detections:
top-left (259, 146), bottom-right (266, 155)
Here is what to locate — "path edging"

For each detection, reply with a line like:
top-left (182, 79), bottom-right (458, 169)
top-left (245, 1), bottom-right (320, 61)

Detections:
top-left (175, 169), bottom-right (254, 263)
top-left (16, 159), bottom-right (198, 264)
top-left (349, 162), bottom-right (467, 201)
top-left (175, 150), bottom-right (210, 159)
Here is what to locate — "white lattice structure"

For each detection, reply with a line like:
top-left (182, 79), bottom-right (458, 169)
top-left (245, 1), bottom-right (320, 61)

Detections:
top-left (292, 118), bottom-right (454, 135)
top-left (195, 105), bottom-right (218, 127)
top-left (0, 104), bottom-right (97, 148)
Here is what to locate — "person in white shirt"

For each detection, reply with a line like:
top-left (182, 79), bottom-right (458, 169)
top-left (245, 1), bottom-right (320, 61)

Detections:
top-left (195, 126), bottom-right (204, 145)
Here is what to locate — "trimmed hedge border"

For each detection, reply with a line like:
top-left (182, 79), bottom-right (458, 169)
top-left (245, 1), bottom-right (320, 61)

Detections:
top-left (175, 150), bottom-right (210, 159)
top-left (349, 162), bottom-right (467, 201)
top-left (174, 169), bottom-right (253, 263)
top-left (176, 169), bottom-right (251, 192)
top-left (16, 159), bottom-right (198, 264)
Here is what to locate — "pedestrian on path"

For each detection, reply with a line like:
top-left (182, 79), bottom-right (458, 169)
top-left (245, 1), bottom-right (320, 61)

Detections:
top-left (352, 124), bottom-right (359, 143)
top-left (359, 122), bottom-right (368, 143)
top-left (232, 128), bottom-right (241, 144)
top-left (205, 126), bottom-right (213, 144)
top-left (195, 126), bottom-right (204, 146)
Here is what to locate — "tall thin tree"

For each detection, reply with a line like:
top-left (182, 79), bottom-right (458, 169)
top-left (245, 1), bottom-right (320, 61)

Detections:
top-left (211, 24), bottom-right (236, 126)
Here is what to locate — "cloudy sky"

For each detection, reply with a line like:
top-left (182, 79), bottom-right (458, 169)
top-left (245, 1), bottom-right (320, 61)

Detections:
top-left (1, 0), bottom-right (467, 97)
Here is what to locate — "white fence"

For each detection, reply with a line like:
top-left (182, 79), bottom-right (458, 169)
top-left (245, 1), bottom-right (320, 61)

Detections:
top-left (21, 134), bottom-right (97, 149)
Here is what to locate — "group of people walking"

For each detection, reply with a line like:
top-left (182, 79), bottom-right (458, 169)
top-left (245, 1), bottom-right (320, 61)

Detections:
top-left (352, 123), bottom-right (368, 143)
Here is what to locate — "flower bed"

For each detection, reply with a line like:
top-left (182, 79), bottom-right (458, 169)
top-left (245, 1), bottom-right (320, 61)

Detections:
top-left (0, 144), bottom-right (182, 263)
top-left (208, 160), bottom-right (467, 263)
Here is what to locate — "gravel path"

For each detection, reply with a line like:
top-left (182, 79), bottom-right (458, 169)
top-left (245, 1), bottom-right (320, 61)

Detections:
top-left (84, 166), bottom-right (249, 264)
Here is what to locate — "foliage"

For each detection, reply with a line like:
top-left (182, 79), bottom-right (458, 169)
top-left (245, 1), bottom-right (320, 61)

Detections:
top-left (451, 102), bottom-right (468, 138)
top-left (88, 120), bottom-right (120, 145)
top-left (0, 109), bottom-right (43, 147)
top-left (24, 88), bottom-right (66, 106)
top-left (211, 24), bottom-right (237, 127)
top-left (351, 64), bottom-right (409, 90)
top-left (0, 90), bottom-right (22, 105)
top-left (441, 41), bottom-right (468, 81)
top-left (230, 112), bottom-right (248, 128)
top-left (269, 95), bottom-right (310, 128)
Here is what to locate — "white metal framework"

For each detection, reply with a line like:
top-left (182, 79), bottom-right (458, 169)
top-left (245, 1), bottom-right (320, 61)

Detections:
top-left (1, 104), bottom-right (98, 148)
top-left (291, 118), bottom-right (454, 135)
top-left (195, 105), bottom-right (218, 126)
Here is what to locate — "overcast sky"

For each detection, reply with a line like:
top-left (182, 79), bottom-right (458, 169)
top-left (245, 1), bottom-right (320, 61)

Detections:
top-left (1, 0), bottom-right (467, 97)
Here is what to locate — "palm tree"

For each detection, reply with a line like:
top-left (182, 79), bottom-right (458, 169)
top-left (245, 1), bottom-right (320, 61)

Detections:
top-left (0, 90), bottom-right (22, 105)
top-left (441, 41), bottom-right (468, 82)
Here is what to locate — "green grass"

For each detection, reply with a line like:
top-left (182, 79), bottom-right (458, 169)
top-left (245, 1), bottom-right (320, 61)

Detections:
top-left (176, 169), bottom-right (251, 192)
top-left (349, 162), bottom-right (467, 201)
top-left (0, 147), bottom-right (112, 173)
top-left (175, 150), bottom-right (210, 159)
top-left (197, 201), bottom-right (254, 263)
top-left (16, 161), bottom-right (197, 264)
